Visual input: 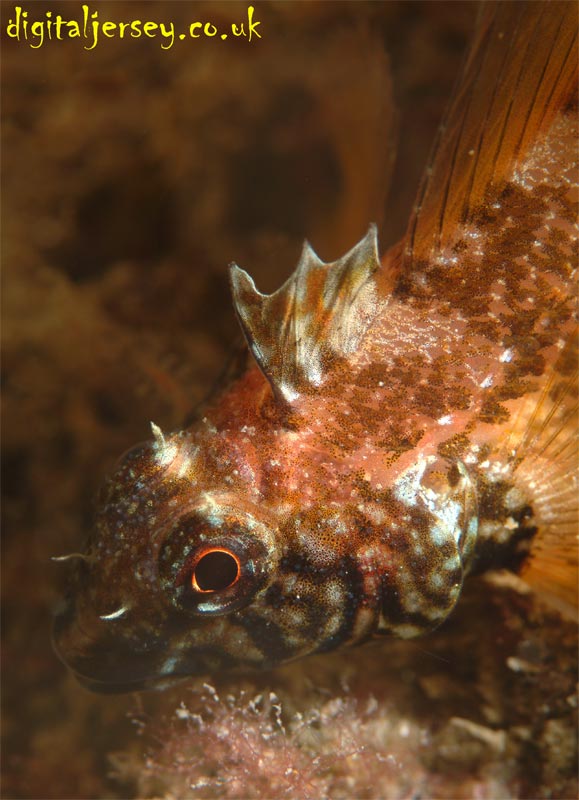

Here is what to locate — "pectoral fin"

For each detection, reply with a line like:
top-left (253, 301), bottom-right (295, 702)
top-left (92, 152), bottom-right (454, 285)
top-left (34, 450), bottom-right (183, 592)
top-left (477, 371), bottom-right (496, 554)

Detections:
top-left (511, 331), bottom-right (579, 615)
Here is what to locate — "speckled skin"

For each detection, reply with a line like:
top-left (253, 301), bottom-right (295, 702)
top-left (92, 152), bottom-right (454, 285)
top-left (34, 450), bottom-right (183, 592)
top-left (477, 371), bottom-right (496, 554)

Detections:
top-left (54, 4), bottom-right (577, 692)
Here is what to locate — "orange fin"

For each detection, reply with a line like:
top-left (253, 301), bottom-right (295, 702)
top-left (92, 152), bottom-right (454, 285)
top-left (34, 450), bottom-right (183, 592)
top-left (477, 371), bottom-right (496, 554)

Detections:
top-left (406, 1), bottom-right (578, 265)
top-left (510, 331), bottom-right (578, 615)
top-left (229, 226), bottom-right (381, 404)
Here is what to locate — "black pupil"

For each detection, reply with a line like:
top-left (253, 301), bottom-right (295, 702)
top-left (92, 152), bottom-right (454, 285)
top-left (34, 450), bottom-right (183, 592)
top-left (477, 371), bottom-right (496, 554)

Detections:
top-left (194, 551), bottom-right (239, 592)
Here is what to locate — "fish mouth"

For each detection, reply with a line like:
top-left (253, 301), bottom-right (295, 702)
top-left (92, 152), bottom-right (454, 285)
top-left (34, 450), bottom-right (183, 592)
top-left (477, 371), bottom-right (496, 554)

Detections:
top-left (71, 672), bottom-right (156, 694)
top-left (52, 600), bottom-right (239, 693)
top-left (52, 602), bottom-right (169, 694)
top-left (70, 670), bottom-right (185, 694)
top-left (52, 622), bottom-right (178, 693)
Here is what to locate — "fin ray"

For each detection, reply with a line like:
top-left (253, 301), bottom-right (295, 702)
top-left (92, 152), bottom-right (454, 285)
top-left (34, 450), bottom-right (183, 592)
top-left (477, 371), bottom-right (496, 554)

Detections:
top-left (229, 226), bottom-right (381, 404)
top-left (406, 2), bottom-right (578, 265)
top-left (511, 332), bottom-right (579, 613)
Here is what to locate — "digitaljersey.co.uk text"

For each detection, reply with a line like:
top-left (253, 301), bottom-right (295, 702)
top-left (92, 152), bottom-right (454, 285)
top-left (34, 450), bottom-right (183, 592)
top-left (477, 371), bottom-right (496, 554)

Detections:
top-left (6, 4), bottom-right (262, 50)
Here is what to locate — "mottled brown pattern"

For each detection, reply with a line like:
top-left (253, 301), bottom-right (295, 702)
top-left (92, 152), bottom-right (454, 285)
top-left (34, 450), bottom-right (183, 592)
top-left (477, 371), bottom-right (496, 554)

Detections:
top-left (53, 4), bottom-right (577, 692)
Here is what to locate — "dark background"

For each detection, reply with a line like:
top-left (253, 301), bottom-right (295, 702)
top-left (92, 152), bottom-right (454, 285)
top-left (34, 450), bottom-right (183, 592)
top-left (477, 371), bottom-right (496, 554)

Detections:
top-left (2, 3), bottom-right (576, 798)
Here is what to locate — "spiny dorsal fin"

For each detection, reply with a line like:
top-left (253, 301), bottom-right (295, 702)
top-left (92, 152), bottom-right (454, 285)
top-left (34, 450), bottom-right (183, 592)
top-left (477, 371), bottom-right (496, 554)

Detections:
top-left (229, 225), bottom-right (381, 404)
top-left (406, 1), bottom-right (578, 265)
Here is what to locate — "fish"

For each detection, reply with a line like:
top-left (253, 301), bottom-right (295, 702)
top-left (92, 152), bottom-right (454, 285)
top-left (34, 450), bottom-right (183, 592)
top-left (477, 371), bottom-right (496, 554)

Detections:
top-left (53, 2), bottom-right (578, 693)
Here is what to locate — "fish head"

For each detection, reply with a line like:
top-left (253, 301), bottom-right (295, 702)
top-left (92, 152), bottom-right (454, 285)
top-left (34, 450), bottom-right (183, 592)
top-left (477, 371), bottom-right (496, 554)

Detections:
top-left (53, 399), bottom-right (483, 692)
top-left (53, 432), bottom-right (284, 692)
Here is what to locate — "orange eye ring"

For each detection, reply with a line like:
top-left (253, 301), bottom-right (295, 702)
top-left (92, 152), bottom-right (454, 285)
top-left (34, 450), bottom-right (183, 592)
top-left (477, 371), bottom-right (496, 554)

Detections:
top-left (191, 548), bottom-right (241, 594)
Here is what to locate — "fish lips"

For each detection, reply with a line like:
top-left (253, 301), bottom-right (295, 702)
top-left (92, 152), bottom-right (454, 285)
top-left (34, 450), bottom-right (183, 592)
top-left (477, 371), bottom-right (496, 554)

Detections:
top-left (51, 598), bottom-right (235, 693)
top-left (51, 599), bottom-right (172, 693)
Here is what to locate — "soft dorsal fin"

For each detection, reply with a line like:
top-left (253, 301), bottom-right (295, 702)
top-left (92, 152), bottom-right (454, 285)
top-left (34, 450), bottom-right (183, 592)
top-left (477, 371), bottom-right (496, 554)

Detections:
top-left (405, 1), bottom-right (578, 265)
top-left (229, 226), bottom-right (381, 404)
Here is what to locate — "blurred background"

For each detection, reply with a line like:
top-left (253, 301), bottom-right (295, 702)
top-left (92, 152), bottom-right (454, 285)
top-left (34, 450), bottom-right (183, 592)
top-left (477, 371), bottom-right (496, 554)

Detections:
top-left (2, 3), bottom-right (576, 798)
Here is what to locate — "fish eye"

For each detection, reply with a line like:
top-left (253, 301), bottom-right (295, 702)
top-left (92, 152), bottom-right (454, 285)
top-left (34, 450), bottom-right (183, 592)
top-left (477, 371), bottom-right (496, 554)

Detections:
top-left (158, 507), bottom-right (276, 616)
top-left (191, 548), bottom-right (240, 593)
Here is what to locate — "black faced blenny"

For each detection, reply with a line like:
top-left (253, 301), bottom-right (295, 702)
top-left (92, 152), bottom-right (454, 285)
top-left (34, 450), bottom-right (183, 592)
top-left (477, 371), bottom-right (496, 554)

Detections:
top-left (54, 3), bottom-right (578, 692)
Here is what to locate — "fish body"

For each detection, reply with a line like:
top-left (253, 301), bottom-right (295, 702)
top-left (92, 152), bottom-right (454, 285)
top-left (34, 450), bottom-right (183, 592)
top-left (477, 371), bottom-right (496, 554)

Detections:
top-left (54, 3), bottom-right (578, 692)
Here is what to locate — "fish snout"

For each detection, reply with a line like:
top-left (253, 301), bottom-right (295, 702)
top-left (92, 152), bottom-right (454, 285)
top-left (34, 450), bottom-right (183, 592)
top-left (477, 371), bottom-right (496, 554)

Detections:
top-left (52, 597), bottom-right (160, 693)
